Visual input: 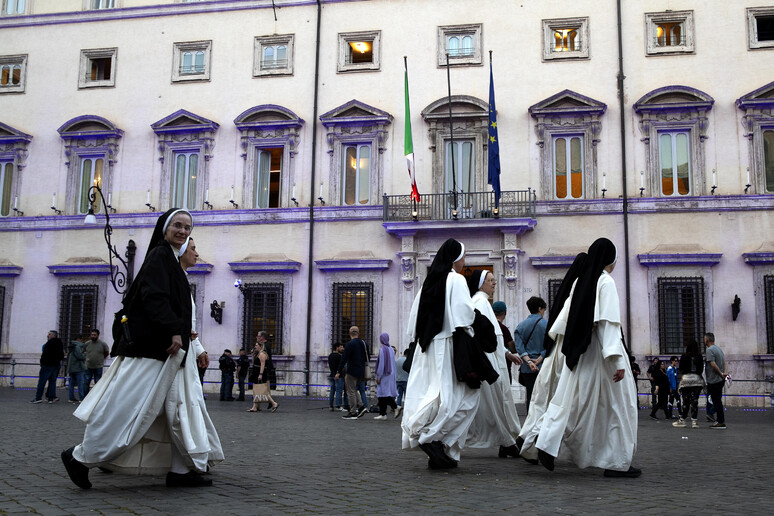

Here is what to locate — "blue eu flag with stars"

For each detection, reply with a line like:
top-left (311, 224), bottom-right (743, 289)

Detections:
top-left (487, 59), bottom-right (501, 209)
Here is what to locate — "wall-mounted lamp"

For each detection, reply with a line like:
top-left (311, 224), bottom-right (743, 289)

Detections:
top-left (210, 300), bottom-right (224, 324)
top-left (51, 193), bottom-right (62, 215)
top-left (731, 295), bottom-right (741, 321)
top-left (234, 278), bottom-right (245, 292)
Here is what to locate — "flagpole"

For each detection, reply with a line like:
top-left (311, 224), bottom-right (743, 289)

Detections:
top-left (404, 56), bottom-right (417, 217)
top-left (445, 53), bottom-right (458, 218)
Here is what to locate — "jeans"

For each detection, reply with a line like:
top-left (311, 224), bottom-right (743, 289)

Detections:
top-left (396, 380), bottom-right (407, 407)
top-left (237, 375), bottom-right (247, 400)
top-left (220, 372), bottom-right (234, 400)
top-left (35, 365), bottom-right (59, 401)
top-left (329, 377), bottom-right (344, 408)
top-left (82, 367), bottom-right (103, 396)
top-left (68, 371), bottom-right (85, 401)
top-left (344, 374), bottom-right (364, 414)
top-left (707, 380), bottom-right (725, 424)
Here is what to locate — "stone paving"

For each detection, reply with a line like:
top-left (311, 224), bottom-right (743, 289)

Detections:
top-left (1, 386), bottom-right (772, 515)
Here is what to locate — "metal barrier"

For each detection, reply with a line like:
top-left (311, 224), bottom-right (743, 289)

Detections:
top-left (382, 189), bottom-right (536, 222)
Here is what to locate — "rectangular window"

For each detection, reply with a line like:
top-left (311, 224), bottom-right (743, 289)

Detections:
top-left (748, 8), bottom-right (774, 49)
top-left (0, 54), bottom-right (27, 93)
top-left (646, 11), bottom-right (694, 55)
top-left (172, 41), bottom-right (211, 82)
top-left (553, 136), bottom-right (583, 199)
top-left (254, 34), bottom-right (294, 77)
top-left (1, 161), bottom-right (13, 217)
top-left (338, 31), bottom-right (381, 72)
top-left (764, 129), bottom-right (774, 192)
top-left (757, 16), bottom-right (774, 42)
top-left (657, 277), bottom-right (705, 355)
top-left (0, 285), bottom-right (4, 349)
top-left (547, 278), bottom-right (563, 314)
top-left (59, 284), bottom-right (98, 347)
top-left (172, 151), bottom-right (198, 211)
top-left (543, 17), bottom-right (590, 61)
top-left (445, 139), bottom-right (475, 216)
top-left (331, 282), bottom-right (373, 355)
top-left (3, 0), bottom-right (25, 15)
top-left (655, 21), bottom-right (684, 47)
top-left (254, 148), bottom-right (282, 208)
top-left (659, 132), bottom-right (691, 196)
top-left (342, 144), bottom-right (370, 205)
top-left (447, 34), bottom-right (474, 57)
top-left (181, 50), bottom-right (205, 75)
top-left (79, 48), bottom-right (117, 88)
top-left (78, 157), bottom-right (103, 214)
top-left (765, 275), bottom-right (774, 353)
top-left (437, 24), bottom-right (482, 66)
top-left (242, 283), bottom-right (284, 355)
top-left (91, 0), bottom-right (114, 8)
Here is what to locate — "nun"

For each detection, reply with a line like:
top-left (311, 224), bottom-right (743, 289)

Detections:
top-left (402, 238), bottom-right (478, 469)
top-left (533, 238), bottom-right (640, 477)
top-left (463, 269), bottom-right (522, 458)
top-left (62, 208), bottom-right (221, 489)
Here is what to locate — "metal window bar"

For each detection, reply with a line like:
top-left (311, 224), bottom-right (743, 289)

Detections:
top-left (260, 59), bottom-right (289, 70)
top-left (241, 283), bottom-right (284, 355)
top-left (765, 275), bottom-right (774, 354)
top-left (58, 285), bottom-right (98, 347)
top-left (0, 285), bottom-right (5, 349)
top-left (383, 189), bottom-right (536, 222)
top-left (180, 64), bottom-right (206, 74)
top-left (331, 282), bottom-right (374, 355)
top-left (657, 277), bottom-right (705, 355)
top-left (547, 279), bottom-right (563, 315)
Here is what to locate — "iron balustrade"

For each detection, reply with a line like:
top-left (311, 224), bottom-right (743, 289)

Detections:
top-left (382, 189), bottom-right (536, 222)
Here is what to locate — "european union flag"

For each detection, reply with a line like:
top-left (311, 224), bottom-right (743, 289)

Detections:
top-left (487, 58), bottom-right (501, 209)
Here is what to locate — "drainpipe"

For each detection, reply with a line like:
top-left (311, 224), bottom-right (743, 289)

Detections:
top-left (303, 0), bottom-right (323, 396)
top-left (616, 0), bottom-right (633, 343)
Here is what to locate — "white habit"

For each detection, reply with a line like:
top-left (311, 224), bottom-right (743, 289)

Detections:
top-left (72, 298), bottom-right (224, 475)
top-left (465, 291), bottom-right (521, 449)
top-left (401, 271), bottom-right (479, 461)
top-left (534, 272), bottom-right (637, 471)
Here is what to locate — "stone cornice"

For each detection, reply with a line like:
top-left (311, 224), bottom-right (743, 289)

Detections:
top-left (315, 258), bottom-right (391, 272)
top-left (383, 217), bottom-right (536, 238)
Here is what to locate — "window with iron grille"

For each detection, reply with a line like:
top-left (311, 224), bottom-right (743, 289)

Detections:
top-left (765, 275), bottom-right (774, 353)
top-left (547, 278), bottom-right (563, 315)
top-left (59, 285), bottom-right (98, 346)
top-left (657, 277), bottom-right (705, 355)
top-left (241, 283), bottom-right (283, 355)
top-left (332, 282), bottom-right (374, 355)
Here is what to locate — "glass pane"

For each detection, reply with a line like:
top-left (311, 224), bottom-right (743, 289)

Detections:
top-left (568, 30), bottom-right (577, 51)
top-left (445, 141), bottom-right (455, 192)
top-left (671, 25), bottom-right (682, 46)
top-left (764, 130), bottom-right (774, 192)
top-left (659, 133), bottom-right (674, 196)
top-left (461, 35), bottom-right (473, 55)
top-left (12, 65), bottom-right (20, 85)
top-left (344, 146), bottom-right (357, 205)
top-left (0, 65), bottom-right (8, 85)
top-left (357, 145), bottom-right (370, 204)
top-left (194, 51), bottom-right (205, 73)
top-left (675, 133), bottom-right (690, 195)
top-left (187, 154), bottom-right (198, 210)
top-left (448, 36), bottom-right (459, 55)
top-left (461, 141), bottom-right (473, 194)
top-left (182, 52), bottom-right (192, 73)
top-left (570, 137), bottom-right (583, 198)
top-left (256, 150), bottom-right (270, 208)
top-left (269, 147), bottom-right (282, 208)
top-left (1, 162), bottom-right (12, 217)
top-left (173, 154), bottom-right (186, 207)
top-left (79, 160), bottom-right (93, 214)
top-left (277, 45), bottom-right (286, 62)
top-left (554, 138), bottom-right (567, 199)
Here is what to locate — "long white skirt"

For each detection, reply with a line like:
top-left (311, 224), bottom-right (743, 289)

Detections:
top-left (401, 335), bottom-right (480, 461)
top-left (465, 347), bottom-right (520, 449)
top-left (72, 350), bottom-right (223, 475)
top-left (535, 335), bottom-right (637, 471)
top-left (518, 348), bottom-right (565, 461)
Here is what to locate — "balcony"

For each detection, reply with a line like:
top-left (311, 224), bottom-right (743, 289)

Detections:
top-left (382, 190), bottom-right (536, 222)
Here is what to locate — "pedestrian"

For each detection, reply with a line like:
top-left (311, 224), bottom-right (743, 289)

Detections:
top-left (336, 326), bottom-right (369, 420)
top-left (630, 356), bottom-right (641, 391)
top-left (464, 270), bottom-right (523, 459)
top-left (646, 356), bottom-right (660, 407)
top-left (514, 296), bottom-right (548, 412)
top-left (491, 302), bottom-right (516, 383)
top-left (704, 332), bottom-right (728, 429)
top-left (532, 238), bottom-right (640, 478)
top-left (247, 332), bottom-right (279, 412)
top-left (395, 348), bottom-right (409, 417)
top-left (649, 359), bottom-right (671, 420)
top-left (374, 333), bottom-right (398, 420)
top-left (666, 355), bottom-right (681, 415)
top-left (236, 348), bottom-right (250, 401)
top-left (66, 336), bottom-right (87, 403)
top-left (61, 209), bottom-right (223, 489)
top-left (328, 342), bottom-right (345, 411)
top-left (672, 340), bottom-right (705, 429)
top-left (31, 330), bottom-right (65, 404)
top-left (82, 329), bottom-right (109, 397)
top-left (218, 349), bottom-right (236, 401)
top-left (402, 238), bottom-right (479, 469)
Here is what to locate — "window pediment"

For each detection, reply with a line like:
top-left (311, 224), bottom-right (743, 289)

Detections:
top-left (320, 99), bottom-right (392, 127)
top-left (634, 85), bottom-right (714, 114)
top-left (421, 95), bottom-right (488, 122)
top-left (637, 244), bottom-right (722, 267)
top-left (234, 104), bottom-right (304, 131)
top-left (529, 89), bottom-right (606, 118)
top-left (737, 80), bottom-right (774, 111)
top-left (57, 115), bottom-right (123, 140)
top-left (151, 109), bottom-right (219, 135)
top-left (0, 121), bottom-right (32, 145)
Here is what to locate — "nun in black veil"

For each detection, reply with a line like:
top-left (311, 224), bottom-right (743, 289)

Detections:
top-left (401, 238), bottom-right (479, 469)
top-left (531, 238), bottom-right (640, 477)
top-left (62, 209), bottom-right (222, 489)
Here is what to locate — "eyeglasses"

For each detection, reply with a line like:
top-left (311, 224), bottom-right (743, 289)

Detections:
top-left (170, 222), bottom-right (192, 233)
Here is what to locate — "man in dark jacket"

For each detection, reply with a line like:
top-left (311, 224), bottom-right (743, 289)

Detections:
top-left (31, 330), bottom-right (65, 404)
top-left (235, 349), bottom-right (250, 401)
top-left (328, 342), bottom-right (344, 411)
top-left (218, 349), bottom-right (236, 401)
top-left (335, 326), bottom-right (369, 419)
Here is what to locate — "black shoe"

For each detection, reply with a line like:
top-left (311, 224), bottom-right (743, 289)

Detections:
top-left (649, 414), bottom-right (658, 421)
top-left (515, 436), bottom-right (524, 452)
top-left (61, 447), bottom-right (91, 489)
top-left (357, 406), bottom-right (368, 418)
top-left (165, 471), bottom-right (213, 487)
top-left (537, 449), bottom-right (555, 472)
top-left (498, 445), bottom-right (519, 458)
top-left (226, 398), bottom-right (235, 402)
top-left (419, 441), bottom-right (456, 469)
top-left (604, 466), bottom-right (642, 478)
top-left (427, 458), bottom-right (458, 470)
top-left (237, 397), bottom-right (245, 401)
top-left (342, 413), bottom-right (359, 420)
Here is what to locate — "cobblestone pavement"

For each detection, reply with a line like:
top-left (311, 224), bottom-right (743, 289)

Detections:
top-left (1, 386), bottom-right (772, 515)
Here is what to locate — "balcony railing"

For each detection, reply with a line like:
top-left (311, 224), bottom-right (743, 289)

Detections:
top-left (383, 190), bottom-right (536, 222)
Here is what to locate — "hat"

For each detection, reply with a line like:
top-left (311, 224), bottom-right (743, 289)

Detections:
top-left (492, 301), bottom-right (507, 314)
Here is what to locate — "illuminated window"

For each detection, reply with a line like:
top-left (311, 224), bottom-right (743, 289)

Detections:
top-left (655, 22), bottom-right (684, 47)
top-left (553, 28), bottom-right (579, 52)
top-left (553, 136), bottom-right (584, 199)
top-left (0, 54), bottom-right (26, 93)
top-left (542, 17), bottom-right (589, 61)
top-left (254, 148), bottom-right (282, 208)
top-left (78, 157), bottom-right (104, 214)
top-left (659, 132), bottom-right (691, 196)
top-left (172, 41), bottom-right (211, 82)
top-left (342, 144), bottom-right (370, 205)
top-left (0, 162), bottom-right (12, 217)
top-left (338, 31), bottom-right (381, 72)
top-left (171, 151), bottom-right (199, 211)
top-left (645, 11), bottom-right (694, 55)
top-left (78, 48), bottom-right (117, 88)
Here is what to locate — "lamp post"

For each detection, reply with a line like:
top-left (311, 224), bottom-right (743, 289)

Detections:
top-left (83, 185), bottom-right (136, 295)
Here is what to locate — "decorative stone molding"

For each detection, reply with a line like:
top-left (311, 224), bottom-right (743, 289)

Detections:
top-left (0, 121), bottom-right (32, 214)
top-left (47, 257), bottom-right (112, 276)
top-left (645, 10), bottom-right (695, 56)
top-left (744, 242), bottom-right (774, 354)
top-left (186, 262), bottom-right (213, 275)
top-left (637, 244), bottom-right (722, 267)
top-left (0, 258), bottom-right (22, 277)
top-left (398, 252), bottom-right (416, 289)
top-left (315, 251), bottom-right (391, 272)
top-left (228, 254), bottom-right (301, 274)
top-left (737, 80), bottom-right (774, 194)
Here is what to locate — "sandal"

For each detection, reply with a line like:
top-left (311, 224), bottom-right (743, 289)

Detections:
top-left (270, 404), bottom-right (279, 413)
top-left (247, 407), bottom-right (258, 412)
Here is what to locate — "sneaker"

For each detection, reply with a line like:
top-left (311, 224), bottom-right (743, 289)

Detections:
top-left (338, 407), bottom-right (348, 412)
top-left (357, 406), bottom-right (368, 418)
top-left (691, 419), bottom-right (699, 428)
top-left (374, 415), bottom-right (387, 420)
top-left (710, 422), bottom-right (726, 429)
top-left (394, 406), bottom-right (403, 419)
top-left (671, 418), bottom-right (686, 428)
top-left (649, 414), bottom-right (658, 421)
top-left (30, 399), bottom-right (43, 404)
top-left (706, 415), bottom-right (716, 423)
top-left (341, 413), bottom-right (359, 420)
top-left (68, 399), bottom-right (78, 404)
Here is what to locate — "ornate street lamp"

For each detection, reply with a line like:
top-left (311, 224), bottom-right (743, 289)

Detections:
top-left (83, 185), bottom-right (136, 295)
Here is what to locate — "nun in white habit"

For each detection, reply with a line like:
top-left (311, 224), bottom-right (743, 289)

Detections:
top-left (463, 269), bottom-right (522, 457)
top-left (533, 238), bottom-right (640, 477)
top-left (402, 238), bottom-right (478, 469)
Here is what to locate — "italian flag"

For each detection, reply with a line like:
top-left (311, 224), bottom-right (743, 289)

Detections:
top-left (404, 68), bottom-right (420, 201)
